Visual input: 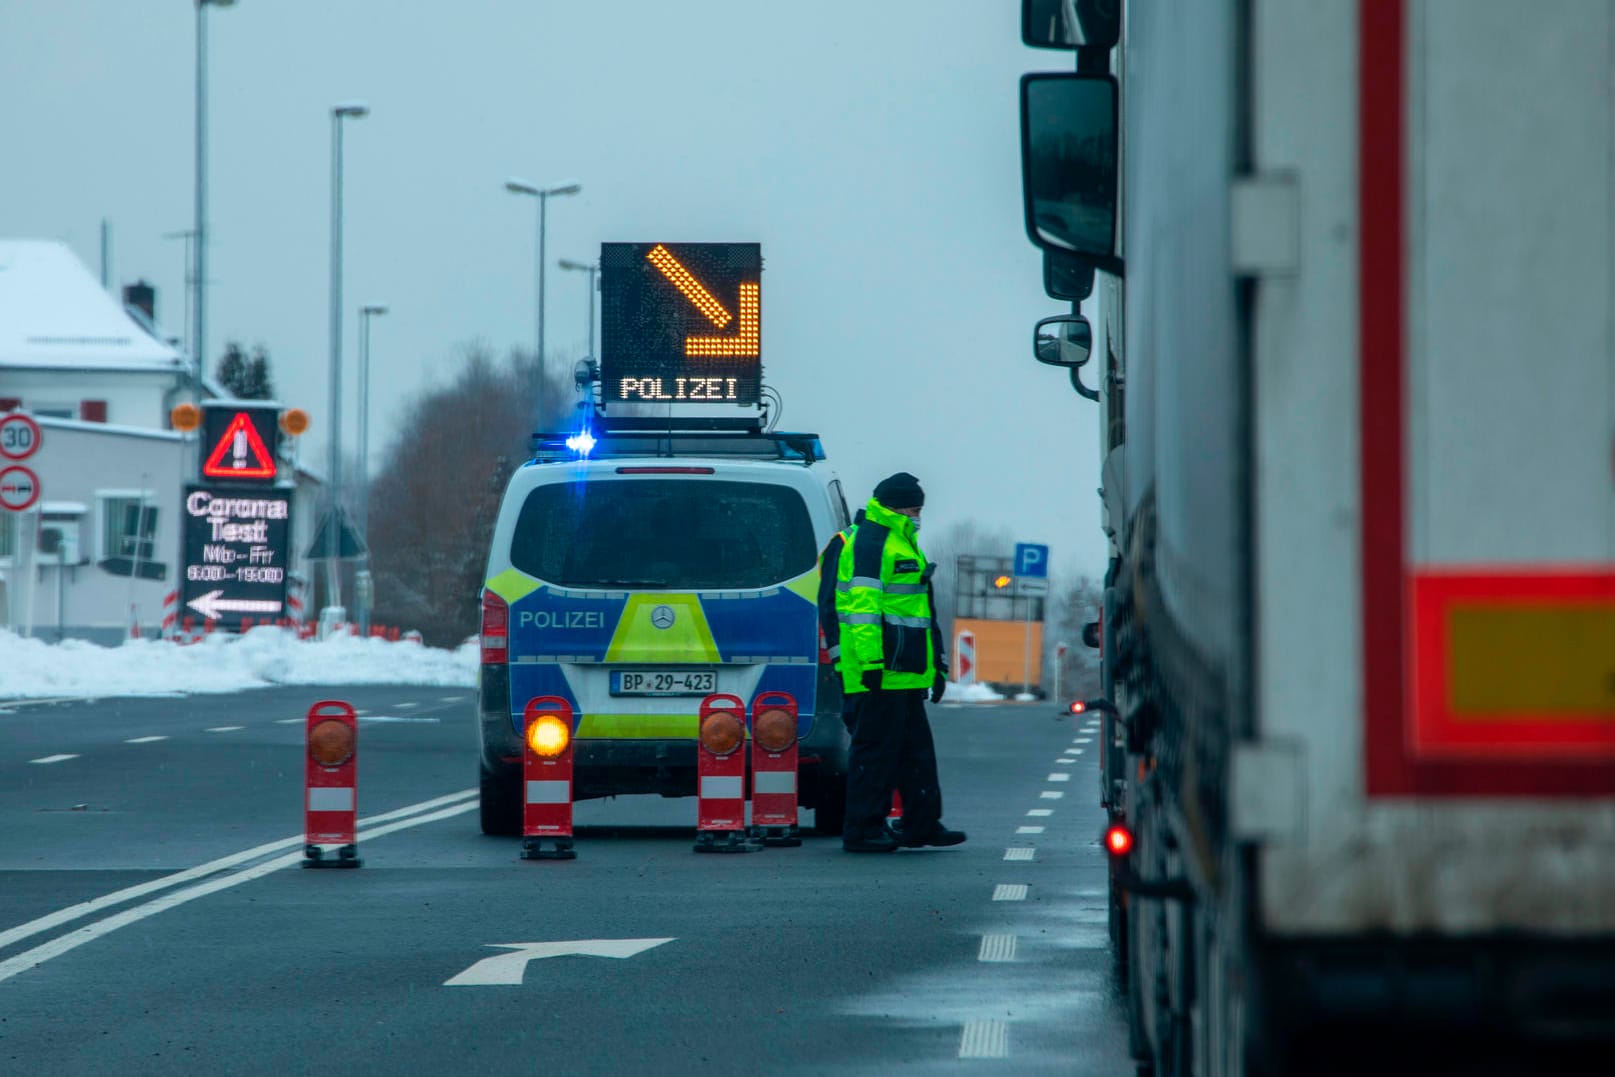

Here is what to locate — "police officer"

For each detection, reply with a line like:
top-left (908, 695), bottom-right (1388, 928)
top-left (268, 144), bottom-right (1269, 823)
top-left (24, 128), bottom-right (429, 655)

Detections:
top-left (816, 508), bottom-right (864, 731)
top-left (836, 473), bottom-right (966, 853)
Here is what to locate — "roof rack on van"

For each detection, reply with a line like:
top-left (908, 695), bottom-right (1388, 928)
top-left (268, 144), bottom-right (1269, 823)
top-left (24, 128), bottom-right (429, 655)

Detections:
top-left (529, 416), bottom-right (824, 466)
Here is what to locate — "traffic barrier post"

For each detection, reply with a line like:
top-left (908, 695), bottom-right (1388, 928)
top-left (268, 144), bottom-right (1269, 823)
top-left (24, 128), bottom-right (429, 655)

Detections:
top-left (695, 693), bottom-right (761, 853)
top-left (521, 696), bottom-right (576, 860)
top-left (304, 700), bottom-right (361, 868)
top-left (749, 692), bottom-right (801, 847)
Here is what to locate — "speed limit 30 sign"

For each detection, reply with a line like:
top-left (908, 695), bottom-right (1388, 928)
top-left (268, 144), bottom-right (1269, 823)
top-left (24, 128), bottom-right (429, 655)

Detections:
top-left (0, 412), bottom-right (42, 461)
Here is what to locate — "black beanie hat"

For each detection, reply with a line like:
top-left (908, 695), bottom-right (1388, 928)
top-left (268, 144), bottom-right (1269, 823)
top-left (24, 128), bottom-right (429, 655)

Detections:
top-left (873, 472), bottom-right (924, 510)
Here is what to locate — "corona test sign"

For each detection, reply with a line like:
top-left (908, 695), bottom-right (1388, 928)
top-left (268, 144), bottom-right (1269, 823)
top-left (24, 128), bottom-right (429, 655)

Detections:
top-left (180, 484), bottom-right (292, 630)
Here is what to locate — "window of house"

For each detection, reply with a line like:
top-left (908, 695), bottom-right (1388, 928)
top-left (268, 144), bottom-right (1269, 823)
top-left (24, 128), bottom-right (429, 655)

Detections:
top-left (97, 492), bottom-right (159, 567)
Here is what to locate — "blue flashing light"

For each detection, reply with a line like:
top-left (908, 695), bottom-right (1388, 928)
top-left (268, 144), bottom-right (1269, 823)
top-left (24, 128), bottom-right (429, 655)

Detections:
top-left (564, 429), bottom-right (597, 457)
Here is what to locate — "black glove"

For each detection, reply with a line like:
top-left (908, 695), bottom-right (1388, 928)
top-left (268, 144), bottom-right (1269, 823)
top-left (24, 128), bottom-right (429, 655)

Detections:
top-left (860, 670), bottom-right (882, 692)
top-left (930, 674), bottom-right (946, 704)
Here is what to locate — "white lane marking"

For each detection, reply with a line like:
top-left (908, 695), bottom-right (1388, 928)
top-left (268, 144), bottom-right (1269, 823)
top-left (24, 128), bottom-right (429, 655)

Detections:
top-left (1046, 772), bottom-right (1070, 783)
top-left (977, 934), bottom-right (1016, 963)
top-left (1055, 758), bottom-right (1075, 766)
top-left (352, 709), bottom-right (372, 716)
top-left (959, 1019), bottom-right (1008, 1059)
top-left (1068, 748), bottom-right (1084, 755)
top-left (439, 695), bottom-right (466, 702)
top-left (1075, 737), bottom-right (1093, 744)
top-left (124, 736), bottom-right (168, 744)
top-left (0, 788), bottom-right (477, 954)
top-left (0, 797), bottom-right (478, 985)
top-left (992, 884), bottom-right (1029, 902)
top-left (395, 702), bottom-right (419, 709)
top-left (205, 726), bottom-right (244, 733)
top-left (29, 754), bottom-right (78, 765)
top-left (1003, 847), bottom-right (1036, 862)
top-left (1039, 790), bottom-right (1064, 800)
top-left (1016, 826), bottom-right (1045, 835)
top-left (444, 939), bottom-right (675, 986)
top-left (0, 697), bottom-right (94, 708)
top-left (274, 718), bottom-right (303, 725)
top-left (1027, 808), bottom-right (1053, 817)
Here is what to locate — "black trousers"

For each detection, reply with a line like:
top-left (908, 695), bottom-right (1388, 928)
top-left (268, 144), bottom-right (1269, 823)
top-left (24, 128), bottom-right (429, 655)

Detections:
top-left (843, 688), bottom-right (943, 840)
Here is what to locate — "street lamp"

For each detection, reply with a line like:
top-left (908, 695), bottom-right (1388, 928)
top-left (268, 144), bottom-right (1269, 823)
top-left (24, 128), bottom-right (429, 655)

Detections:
top-left (325, 101), bottom-right (369, 620)
top-left (356, 303), bottom-right (387, 637)
top-left (162, 229), bottom-right (198, 358)
top-left (194, 0), bottom-right (235, 401)
top-left (557, 258), bottom-right (598, 362)
top-left (505, 177), bottom-right (581, 422)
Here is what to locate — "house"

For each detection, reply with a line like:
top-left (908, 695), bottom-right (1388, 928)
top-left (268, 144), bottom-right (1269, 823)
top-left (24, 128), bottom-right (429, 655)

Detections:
top-left (0, 239), bottom-right (321, 642)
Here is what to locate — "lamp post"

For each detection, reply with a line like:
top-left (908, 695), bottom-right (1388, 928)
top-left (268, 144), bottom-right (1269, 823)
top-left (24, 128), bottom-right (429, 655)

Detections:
top-left (356, 303), bottom-right (387, 637)
top-left (557, 258), bottom-right (598, 361)
top-left (194, 0), bottom-right (235, 400)
top-left (505, 178), bottom-right (581, 422)
top-left (162, 229), bottom-right (198, 358)
top-left (325, 101), bottom-right (368, 621)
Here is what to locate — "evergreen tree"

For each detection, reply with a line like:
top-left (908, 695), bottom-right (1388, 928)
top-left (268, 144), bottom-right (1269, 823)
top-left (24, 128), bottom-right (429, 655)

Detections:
top-left (216, 342), bottom-right (250, 397)
top-left (242, 347), bottom-right (275, 399)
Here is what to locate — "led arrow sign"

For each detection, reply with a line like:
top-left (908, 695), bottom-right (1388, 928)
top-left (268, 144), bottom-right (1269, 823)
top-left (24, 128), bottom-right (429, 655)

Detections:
top-left (599, 242), bottom-right (762, 406)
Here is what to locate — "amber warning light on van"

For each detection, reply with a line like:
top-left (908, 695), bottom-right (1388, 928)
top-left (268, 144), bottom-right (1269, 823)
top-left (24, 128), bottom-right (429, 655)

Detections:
top-left (599, 242), bottom-right (763, 406)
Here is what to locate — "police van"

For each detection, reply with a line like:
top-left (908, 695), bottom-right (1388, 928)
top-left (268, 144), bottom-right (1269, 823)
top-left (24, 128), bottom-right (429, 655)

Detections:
top-left (476, 416), bottom-right (853, 835)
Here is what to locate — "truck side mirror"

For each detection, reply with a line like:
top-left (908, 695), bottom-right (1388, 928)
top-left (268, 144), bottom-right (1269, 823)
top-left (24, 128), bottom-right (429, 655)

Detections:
top-left (1034, 315), bottom-right (1093, 368)
top-left (1044, 249), bottom-right (1095, 301)
top-left (1020, 73), bottom-right (1122, 275)
top-left (1022, 0), bottom-right (1121, 50)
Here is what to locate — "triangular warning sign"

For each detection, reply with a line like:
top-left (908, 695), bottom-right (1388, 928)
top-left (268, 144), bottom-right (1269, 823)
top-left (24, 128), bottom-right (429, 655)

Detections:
top-left (202, 412), bottom-right (277, 480)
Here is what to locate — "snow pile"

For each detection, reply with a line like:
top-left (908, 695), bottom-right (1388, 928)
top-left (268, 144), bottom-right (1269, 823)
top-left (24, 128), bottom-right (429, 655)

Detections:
top-left (0, 627), bottom-right (478, 700)
top-left (943, 681), bottom-right (1006, 704)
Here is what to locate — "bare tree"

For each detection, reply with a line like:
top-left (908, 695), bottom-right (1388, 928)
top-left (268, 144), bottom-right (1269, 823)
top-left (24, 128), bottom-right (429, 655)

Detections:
top-left (364, 344), bottom-right (573, 645)
top-left (1048, 574), bottom-right (1102, 700)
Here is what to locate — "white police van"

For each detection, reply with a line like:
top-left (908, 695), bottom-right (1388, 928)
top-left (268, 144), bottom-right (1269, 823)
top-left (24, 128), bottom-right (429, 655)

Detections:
top-left (476, 416), bottom-right (853, 835)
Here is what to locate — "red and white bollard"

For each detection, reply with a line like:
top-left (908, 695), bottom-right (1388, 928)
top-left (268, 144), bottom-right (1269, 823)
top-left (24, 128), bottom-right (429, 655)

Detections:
top-left (521, 696), bottom-right (576, 860)
top-left (695, 693), bottom-right (760, 853)
top-left (888, 790), bottom-right (904, 826)
top-left (304, 700), bottom-right (360, 868)
top-left (749, 692), bottom-right (801, 847)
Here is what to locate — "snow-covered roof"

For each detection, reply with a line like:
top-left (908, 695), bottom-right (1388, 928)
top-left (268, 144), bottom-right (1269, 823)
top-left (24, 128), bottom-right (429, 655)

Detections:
top-left (0, 239), bottom-right (188, 373)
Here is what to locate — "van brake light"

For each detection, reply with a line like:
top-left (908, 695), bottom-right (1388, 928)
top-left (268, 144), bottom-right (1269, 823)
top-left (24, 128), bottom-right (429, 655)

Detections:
top-left (481, 589), bottom-right (509, 665)
top-left (614, 466), bottom-right (716, 474)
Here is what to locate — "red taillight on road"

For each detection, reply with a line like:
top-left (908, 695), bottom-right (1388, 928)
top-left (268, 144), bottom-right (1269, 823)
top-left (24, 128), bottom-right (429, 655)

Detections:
top-left (1070, 700), bottom-right (1086, 715)
top-left (1105, 823), bottom-right (1134, 857)
top-left (481, 589), bottom-right (508, 665)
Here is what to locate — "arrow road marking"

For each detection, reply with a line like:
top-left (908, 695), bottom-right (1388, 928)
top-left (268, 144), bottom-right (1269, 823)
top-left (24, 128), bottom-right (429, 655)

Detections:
top-left (444, 938), bottom-right (676, 986)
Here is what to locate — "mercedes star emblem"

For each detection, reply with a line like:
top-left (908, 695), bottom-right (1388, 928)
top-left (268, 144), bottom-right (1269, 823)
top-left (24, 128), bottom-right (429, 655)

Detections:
top-left (651, 605), bottom-right (676, 630)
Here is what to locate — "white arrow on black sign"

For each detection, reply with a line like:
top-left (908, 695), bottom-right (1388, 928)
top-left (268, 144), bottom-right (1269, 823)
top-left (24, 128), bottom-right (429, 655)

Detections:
top-left (186, 590), bottom-right (283, 620)
top-left (443, 938), bottom-right (675, 986)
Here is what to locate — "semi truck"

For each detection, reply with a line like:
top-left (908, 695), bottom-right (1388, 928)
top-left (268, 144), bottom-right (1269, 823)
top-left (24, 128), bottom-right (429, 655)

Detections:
top-left (1019, 1), bottom-right (1615, 1072)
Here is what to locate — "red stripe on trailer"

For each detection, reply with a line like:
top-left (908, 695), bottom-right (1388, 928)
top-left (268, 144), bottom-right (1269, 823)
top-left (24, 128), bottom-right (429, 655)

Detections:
top-left (521, 696), bottom-right (576, 859)
top-left (304, 700), bottom-right (361, 867)
top-left (1358, 0), bottom-right (1615, 796)
top-left (749, 692), bottom-right (801, 847)
top-left (695, 693), bottom-right (760, 853)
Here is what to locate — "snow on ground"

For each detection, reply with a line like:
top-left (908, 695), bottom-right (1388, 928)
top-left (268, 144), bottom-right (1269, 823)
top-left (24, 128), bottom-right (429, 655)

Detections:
top-left (943, 681), bottom-right (1006, 703)
top-left (0, 627), bottom-right (477, 700)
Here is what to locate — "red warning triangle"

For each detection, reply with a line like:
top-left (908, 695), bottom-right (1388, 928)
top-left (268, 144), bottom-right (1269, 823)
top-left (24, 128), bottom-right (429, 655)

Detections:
top-left (202, 412), bottom-right (277, 480)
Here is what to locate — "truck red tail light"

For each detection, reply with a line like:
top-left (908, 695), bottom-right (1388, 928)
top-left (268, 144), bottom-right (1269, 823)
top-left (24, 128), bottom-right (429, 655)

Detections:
top-left (1105, 822), bottom-right (1134, 858)
top-left (481, 589), bottom-right (509, 665)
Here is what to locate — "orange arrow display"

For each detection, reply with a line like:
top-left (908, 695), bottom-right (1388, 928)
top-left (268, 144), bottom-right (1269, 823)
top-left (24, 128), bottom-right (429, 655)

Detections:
top-left (202, 412), bottom-right (277, 480)
top-left (644, 245), bottom-right (760, 359)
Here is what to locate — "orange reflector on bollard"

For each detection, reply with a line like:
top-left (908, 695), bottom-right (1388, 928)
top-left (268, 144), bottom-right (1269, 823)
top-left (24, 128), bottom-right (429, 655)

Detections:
top-left (696, 693), bottom-right (760, 853)
top-left (749, 693), bottom-right (801, 847)
top-left (304, 700), bottom-right (360, 868)
top-left (522, 696), bottom-right (576, 860)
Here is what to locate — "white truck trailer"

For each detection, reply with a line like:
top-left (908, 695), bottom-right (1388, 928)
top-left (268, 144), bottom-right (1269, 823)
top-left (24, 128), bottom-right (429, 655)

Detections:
top-left (1020, 1), bottom-right (1615, 1072)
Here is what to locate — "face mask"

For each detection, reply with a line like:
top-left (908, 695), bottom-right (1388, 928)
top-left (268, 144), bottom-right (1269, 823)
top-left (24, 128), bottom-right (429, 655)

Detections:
top-left (910, 518), bottom-right (921, 533)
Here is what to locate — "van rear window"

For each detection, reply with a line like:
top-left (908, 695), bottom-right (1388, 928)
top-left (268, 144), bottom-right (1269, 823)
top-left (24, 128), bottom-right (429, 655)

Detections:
top-left (510, 479), bottom-right (816, 590)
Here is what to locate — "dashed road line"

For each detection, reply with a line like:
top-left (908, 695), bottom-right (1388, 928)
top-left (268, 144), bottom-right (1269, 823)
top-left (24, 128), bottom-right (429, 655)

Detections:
top-left (274, 718), bottom-right (303, 724)
top-left (28, 754), bottom-right (79, 765)
top-left (977, 934), bottom-right (1016, 963)
top-left (1055, 758), bottom-right (1075, 765)
top-left (1039, 790), bottom-right (1064, 800)
top-left (1016, 825), bottom-right (1045, 835)
top-left (1075, 737), bottom-right (1093, 744)
top-left (1003, 847), bottom-right (1036, 862)
top-left (958, 1019), bottom-right (1008, 1059)
top-left (206, 726), bottom-right (244, 733)
top-left (992, 884), bottom-right (1029, 902)
top-left (124, 736), bottom-right (168, 744)
top-left (395, 702), bottom-right (419, 709)
top-left (1027, 808), bottom-right (1053, 817)
top-left (1046, 772), bottom-right (1070, 782)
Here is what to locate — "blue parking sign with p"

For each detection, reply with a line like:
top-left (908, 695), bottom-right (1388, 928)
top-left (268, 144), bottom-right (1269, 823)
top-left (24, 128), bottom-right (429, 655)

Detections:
top-left (1014, 543), bottom-right (1049, 579)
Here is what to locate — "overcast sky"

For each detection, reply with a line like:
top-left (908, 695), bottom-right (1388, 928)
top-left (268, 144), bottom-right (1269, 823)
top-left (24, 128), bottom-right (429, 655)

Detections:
top-left (1, 1), bottom-right (1106, 580)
